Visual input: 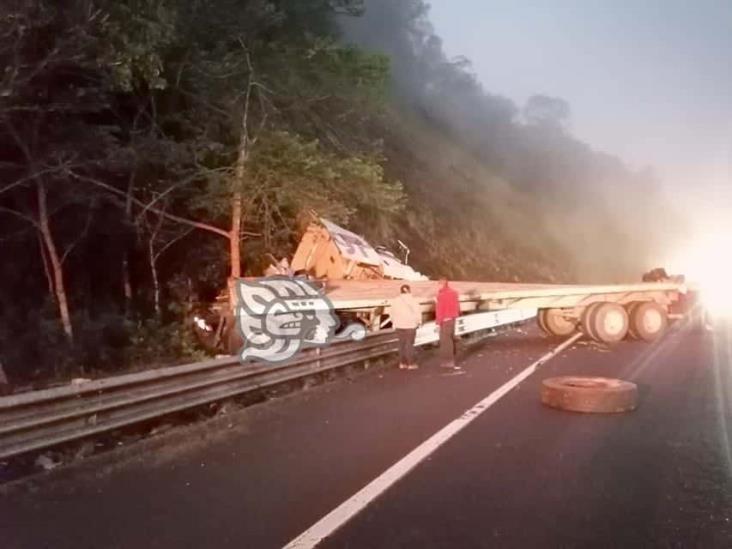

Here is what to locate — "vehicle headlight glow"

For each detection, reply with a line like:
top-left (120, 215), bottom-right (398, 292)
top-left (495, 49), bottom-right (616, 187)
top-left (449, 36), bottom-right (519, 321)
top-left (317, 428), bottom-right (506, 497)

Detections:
top-left (699, 274), bottom-right (732, 319)
top-left (668, 231), bottom-right (732, 318)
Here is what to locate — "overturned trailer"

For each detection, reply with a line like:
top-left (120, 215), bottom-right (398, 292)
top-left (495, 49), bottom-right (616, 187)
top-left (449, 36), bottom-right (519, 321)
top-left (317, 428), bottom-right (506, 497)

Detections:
top-left (195, 219), bottom-right (687, 352)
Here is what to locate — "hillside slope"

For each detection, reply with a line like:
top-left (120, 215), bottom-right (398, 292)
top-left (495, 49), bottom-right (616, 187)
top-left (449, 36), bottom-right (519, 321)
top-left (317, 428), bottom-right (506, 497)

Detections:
top-left (342, 0), bottom-right (680, 283)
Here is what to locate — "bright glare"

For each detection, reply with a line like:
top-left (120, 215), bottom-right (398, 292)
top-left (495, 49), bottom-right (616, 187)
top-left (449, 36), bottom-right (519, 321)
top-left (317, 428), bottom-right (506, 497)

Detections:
top-left (668, 231), bottom-right (732, 317)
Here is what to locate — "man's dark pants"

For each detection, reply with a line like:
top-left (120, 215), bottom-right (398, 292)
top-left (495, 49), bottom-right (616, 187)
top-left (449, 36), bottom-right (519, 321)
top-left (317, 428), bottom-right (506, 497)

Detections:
top-left (439, 318), bottom-right (456, 367)
top-left (397, 328), bottom-right (416, 365)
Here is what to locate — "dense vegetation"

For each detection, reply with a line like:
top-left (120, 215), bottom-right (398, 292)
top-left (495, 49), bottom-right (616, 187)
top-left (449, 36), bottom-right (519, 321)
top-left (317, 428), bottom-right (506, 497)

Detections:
top-left (0, 0), bottom-right (675, 384)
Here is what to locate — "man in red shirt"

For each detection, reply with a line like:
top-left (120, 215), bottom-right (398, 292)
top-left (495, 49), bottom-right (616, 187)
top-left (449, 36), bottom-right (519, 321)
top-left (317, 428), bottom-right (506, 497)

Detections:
top-left (435, 279), bottom-right (462, 371)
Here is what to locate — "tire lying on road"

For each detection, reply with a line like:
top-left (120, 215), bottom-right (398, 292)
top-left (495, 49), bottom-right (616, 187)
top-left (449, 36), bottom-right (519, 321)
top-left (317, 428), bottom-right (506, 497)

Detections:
top-left (541, 376), bottom-right (638, 413)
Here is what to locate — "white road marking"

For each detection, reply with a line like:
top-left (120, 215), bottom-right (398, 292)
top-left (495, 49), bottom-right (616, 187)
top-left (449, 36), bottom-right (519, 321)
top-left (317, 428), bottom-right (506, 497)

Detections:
top-left (284, 332), bottom-right (583, 548)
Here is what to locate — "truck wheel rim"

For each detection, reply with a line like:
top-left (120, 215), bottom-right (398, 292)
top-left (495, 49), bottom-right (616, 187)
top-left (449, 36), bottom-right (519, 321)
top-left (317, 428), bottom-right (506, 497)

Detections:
top-left (642, 308), bottom-right (663, 333)
top-left (603, 309), bottom-right (626, 335)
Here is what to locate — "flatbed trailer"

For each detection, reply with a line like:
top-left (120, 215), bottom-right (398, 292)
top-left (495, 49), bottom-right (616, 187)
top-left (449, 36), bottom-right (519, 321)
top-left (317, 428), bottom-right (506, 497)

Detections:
top-left (323, 279), bottom-right (686, 343)
top-left (268, 218), bottom-right (686, 344)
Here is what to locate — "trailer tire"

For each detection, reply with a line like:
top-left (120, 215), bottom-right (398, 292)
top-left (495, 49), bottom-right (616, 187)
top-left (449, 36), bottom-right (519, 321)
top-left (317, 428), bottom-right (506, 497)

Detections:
top-left (625, 302), bottom-right (643, 339)
top-left (580, 302), bottom-right (602, 341)
top-left (583, 302), bottom-right (629, 343)
top-left (540, 309), bottom-right (576, 337)
top-left (541, 376), bottom-right (638, 413)
top-left (537, 309), bottom-right (550, 334)
top-left (629, 301), bottom-right (668, 342)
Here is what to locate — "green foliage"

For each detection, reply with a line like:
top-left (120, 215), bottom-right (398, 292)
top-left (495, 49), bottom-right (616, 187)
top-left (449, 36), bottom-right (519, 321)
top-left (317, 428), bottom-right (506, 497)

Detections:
top-left (128, 319), bottom-right (206, 365)
top-left (246, 131), bottom-right (402, 231)
top-left (154, 0), bottom-right (399, 269)
top-left (5, 0), bottom-right (639, 386)
top-left (193, 130), bottom-right (402, 249)
top-left (96, 0), bottom-right (178, 91)
top-left (273, 40), bottom-right (390, 106)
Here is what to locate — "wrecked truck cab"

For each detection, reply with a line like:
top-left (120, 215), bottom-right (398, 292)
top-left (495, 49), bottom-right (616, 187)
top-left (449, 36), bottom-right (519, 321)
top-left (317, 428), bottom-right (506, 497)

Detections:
top-left (291, 218), bottom-right (427, 282)
top-left (193, 218), bottom-right (427, 354)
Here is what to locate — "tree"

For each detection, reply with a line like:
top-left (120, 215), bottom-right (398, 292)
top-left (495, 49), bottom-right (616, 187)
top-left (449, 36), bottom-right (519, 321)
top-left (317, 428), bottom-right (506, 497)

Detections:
top-left (0, 0), bottom-right (678, 383)
top-left (153, 0), bottom-right (399, 305)
top-left (0, 1), bottom-right (117, 342)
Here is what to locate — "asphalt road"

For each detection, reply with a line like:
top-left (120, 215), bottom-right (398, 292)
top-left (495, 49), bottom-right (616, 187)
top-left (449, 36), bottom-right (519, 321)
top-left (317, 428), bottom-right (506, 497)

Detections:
top-left (2, 322), bottom-right (732, 548)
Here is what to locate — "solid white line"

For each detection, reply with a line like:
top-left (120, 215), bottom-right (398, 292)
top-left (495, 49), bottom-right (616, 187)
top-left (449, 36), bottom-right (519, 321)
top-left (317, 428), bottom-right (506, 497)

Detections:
top-left (283, 332), bottom-right (583, 549)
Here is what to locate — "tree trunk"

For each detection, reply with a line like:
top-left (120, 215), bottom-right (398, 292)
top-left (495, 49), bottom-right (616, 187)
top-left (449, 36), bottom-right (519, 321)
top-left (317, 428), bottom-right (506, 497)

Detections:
top-left (122, 171), bottom-right (136, 316)
top-left (226, 190), bottom-right (242, 354)
top-left (225, 115), bottom-right (249, 356)
top-left (37, 182), bottom-right (74, 342)
top-left (226, 55), bottom-right (258, 353)
top-left (122, 255), bottom-right (133, 312)
top-left (228, 117), bottom-right (248, 308)
top-left (148, 238), bottom-right (161, 318)
top-left (37, 230), bottom-right (55, 299)
top-left (230, 189), bottom-right (242, 278)
top-left (228, 191), bottom-right (242, 299)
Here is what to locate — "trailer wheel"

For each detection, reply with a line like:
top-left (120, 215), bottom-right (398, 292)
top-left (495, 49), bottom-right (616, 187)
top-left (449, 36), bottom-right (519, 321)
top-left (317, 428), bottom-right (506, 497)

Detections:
top-left (625, 302), bottom-right (643, 339)
top-left (541, 376), bottom-right (638, 413)
top-left (537, 309), bottom-right (550, 334)
top-left (583, 302), bottom-right (629, 343)
top-left (580, 302), bottom-right (602, 341)
top-left (540, 309), bottom-right (576, 337)
top-left (629, 301), bottom-right (668, 342)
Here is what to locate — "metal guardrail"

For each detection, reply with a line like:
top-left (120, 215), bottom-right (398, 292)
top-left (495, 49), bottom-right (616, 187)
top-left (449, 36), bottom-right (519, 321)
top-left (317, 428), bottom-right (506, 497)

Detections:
top-left (0, 309), bottom-right (536, 460)
top-left (0, 332), bottom-right (399, 460)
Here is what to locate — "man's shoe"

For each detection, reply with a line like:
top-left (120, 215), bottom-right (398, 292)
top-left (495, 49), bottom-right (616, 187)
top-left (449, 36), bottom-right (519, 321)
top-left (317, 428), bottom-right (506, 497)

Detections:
top-left (406, 363), bottom-right (419, 370)
top-left (399, 363), bottom-right (408, 369)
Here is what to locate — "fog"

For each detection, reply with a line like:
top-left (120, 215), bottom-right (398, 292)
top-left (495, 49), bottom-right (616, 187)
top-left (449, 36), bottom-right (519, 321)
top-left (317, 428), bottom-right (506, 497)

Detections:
top-left (340, 0), bottom-right (690, 281)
